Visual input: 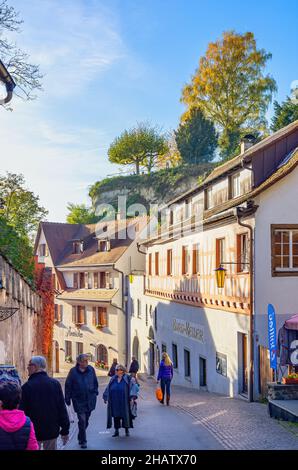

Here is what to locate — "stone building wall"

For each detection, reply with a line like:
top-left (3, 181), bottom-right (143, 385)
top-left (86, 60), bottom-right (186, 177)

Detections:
top-left (0, 253), bottom-right (42, 383)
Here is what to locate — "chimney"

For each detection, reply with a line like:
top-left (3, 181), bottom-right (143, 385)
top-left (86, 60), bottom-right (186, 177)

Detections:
top-left (240, 134), bottom-right (256, 154)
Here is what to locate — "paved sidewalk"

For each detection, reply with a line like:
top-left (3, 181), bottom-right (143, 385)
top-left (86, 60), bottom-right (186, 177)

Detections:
top-left (167, 382), bottom-right (298, 450)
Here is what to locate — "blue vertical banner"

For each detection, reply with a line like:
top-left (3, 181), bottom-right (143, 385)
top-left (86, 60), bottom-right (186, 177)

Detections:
top-left (267, 304), bottom-right (277, 371)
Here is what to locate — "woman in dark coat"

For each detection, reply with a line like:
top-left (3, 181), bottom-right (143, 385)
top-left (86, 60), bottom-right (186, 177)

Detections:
top-left (103, 364), bottom-right (139, 437)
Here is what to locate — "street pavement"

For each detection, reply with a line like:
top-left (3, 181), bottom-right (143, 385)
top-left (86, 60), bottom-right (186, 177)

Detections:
top-left (61, 376), bottom-right (223, 450)
top-left (58, 376), bottom-right (298, 451)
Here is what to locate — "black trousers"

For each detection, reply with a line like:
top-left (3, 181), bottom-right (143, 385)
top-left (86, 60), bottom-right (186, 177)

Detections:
top-left (77, 411), bottom-right (91, 443)
top-left (114, 417), bottom-right (128, 429)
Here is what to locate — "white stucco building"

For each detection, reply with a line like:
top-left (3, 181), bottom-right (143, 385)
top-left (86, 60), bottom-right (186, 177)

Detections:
top-left (138, 121), bottom-right (298, 399)
top-left (34, 217), bottom-right (146, 375)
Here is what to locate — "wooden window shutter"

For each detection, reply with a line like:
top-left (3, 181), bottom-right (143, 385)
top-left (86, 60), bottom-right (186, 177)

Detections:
top-left (216, 239), bottom-right (220, 267)
top-left (105, 272), bottom-right (110, 288)
top-left (236, 235), bottom-right (242, 273)
top-left (182, 246), bottom-right (186, 275)
top-left (99, 307), bottom-right (108, 327)
top-left (73, 273), bottom-right (78, 289)
top-left (60, 305), bottom-right (63, 322)
top-left (155, 252), bottom-right (159, 276)
top-left (271, 227), bottom-right (279, 274)
top-left (192, 245), bottom-right (198, 275)
top-left (92, 307), bottom-right (97, 326)
top-left (94, 273), bottom-right (98, 289)
top-left (72, 306), bottom-right (76, 323)
top-left (84, 273), bottom-right (88, 289)
top-left (148, 253), bottom-right (152, 276)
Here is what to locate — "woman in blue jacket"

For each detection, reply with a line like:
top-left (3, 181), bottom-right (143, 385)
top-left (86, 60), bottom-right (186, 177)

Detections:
top-left (157, 352), bottom-right (173, 406)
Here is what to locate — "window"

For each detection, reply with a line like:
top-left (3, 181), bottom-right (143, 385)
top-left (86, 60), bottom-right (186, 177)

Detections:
top-left (182, 246), bottom-right (189, 275)
top-left (154, 307), bottom-right (158, 331)
top-left (65, 341), bottom-right (72, 360)
top-left (272, 226), bottom-right (298, 275)
top-left (192, 243), bottom-right (199, 275)
top-left (79, 272), bottom-right (85, 289)
top-left (93, 272), bottom-right (98, 289)
top-left (96, 344), bottom-right (108, 365)
top-left (98, 239), bottom-right (110, 252)
top-left (161, 343), bottom-right (167, 353)
top-left (216, 238), bottom-right (225, 267)
top-left (92, 307), bottom-right (108, 327)
top-left (54, 304), bottom-right (63, 322)
top-left (99, 272), bottom-right (106, 288)
top-left (200, 357), bottom-right (207, 386)
top-left (237, 233), bottom-right (249, 273)
top-left (73, 273), bottom-right (78, 289)
top-left (148, 253), bottom-right (152, 276)
top-left (137, 299), bottom-right (141, 318)
top-left (184, 349), bottom-right (191, 378)
top-left (72, 306), bottom-right (86, 325)
top-left (76, 342), bottom-right (83, 356)
top-left (172, 343), bottom-right (178, 369)
top-left (38, 244), bottom-right (47, 257)
top-left (155, 252), bottom-right (159, 276)
top-left (216, 352), bottom-right (227, 377)
top-left (88, 272), bottom-right (92, 289)
top-left (185, 200), bottom-right (190, 219)
top-left (231, 173), bottom-right (241, 198)
top-left (73, 241), bottom-right (83, 254)
top-left (206, 186), bottom-right (213, 209)
top-left (167, 249), bottom-right (173, 275)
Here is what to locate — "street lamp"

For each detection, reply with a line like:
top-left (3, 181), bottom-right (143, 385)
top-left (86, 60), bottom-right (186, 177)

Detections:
top-left (214, 265), bottom-right (227, 289)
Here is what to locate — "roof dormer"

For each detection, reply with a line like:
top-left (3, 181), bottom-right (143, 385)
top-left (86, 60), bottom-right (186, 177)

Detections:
top-left (72, 240), bottom-right (84, 254)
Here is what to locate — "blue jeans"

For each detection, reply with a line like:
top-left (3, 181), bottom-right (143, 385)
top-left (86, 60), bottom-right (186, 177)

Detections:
top-left (160, 378), bottom-right (171, 402)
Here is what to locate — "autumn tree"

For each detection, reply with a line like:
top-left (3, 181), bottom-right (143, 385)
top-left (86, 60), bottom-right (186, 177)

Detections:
top-left (271, 97), bottom-right (298, 132)
top-left (181, 31), bottom-right (277, 159)
top-left (175, 108), bottom-right (218, 164)
top-left (0, 0), bottom-right (42, 101)
top-left (108, 123), bottom-right (168, 175)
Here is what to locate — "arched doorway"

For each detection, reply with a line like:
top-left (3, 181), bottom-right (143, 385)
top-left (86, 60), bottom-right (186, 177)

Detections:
top-left (53, 341), bottom-right (59, 373)
top-left (132, 336), bottom-right (140, 365)
top-left (148, 327), bottom-right (155, 376)
top-left (96, 344), bottom-right (108, 366)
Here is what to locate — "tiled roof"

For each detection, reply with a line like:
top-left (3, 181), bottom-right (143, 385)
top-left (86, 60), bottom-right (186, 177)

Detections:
top-left (38, 217), bottom-right (148, 268)
top-left (57, 288), bottom-right (118, 302)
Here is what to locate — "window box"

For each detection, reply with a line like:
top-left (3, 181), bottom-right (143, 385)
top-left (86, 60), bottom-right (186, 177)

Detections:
top-left (96, 324), bottom-right (104, 330)
top-left (95, 361), bottom-right (108, 370)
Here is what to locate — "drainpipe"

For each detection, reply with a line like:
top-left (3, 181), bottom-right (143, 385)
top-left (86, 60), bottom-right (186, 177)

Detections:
top-left (112, 265), bottom-right (128, 367)
top-left (236, 206), bottom-right (255, 402)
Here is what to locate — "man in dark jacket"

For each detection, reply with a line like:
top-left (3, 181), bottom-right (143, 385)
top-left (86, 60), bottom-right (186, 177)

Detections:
top-left (128, 356), bottom-right (139, 378)
top-left (65, 354), bottom-right (98, 449)
top-left (20, 356), bottom-right (70, 450)
top-left (108, 358), bottom-right (118, 377)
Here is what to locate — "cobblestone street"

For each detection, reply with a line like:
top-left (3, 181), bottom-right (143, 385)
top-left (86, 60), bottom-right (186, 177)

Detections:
top-left (57, 376), bottom-right (298, 451)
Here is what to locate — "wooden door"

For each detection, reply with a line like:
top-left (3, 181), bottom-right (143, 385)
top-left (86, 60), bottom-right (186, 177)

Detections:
top-left (259, 345), bottom-right (273, 398)
top-left (242, 334), bottom-right (248, 393)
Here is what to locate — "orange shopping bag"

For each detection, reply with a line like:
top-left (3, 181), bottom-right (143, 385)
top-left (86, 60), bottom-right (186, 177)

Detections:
top-left (155, 387), bottom-right (163, 402)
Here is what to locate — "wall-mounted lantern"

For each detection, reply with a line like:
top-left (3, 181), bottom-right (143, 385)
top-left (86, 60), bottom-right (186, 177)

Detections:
top-left (214, 265), bottom-right (227, 289)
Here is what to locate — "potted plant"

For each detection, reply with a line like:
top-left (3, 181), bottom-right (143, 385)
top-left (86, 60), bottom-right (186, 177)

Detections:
top-left (65, 356), bottom-right (73, 364)
top-left (282, 373), bottom-right (298, 384)
top-left (96, 324), bottom-right (103, 330)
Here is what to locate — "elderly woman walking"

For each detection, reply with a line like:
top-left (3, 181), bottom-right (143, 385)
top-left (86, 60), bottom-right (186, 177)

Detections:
top-left (103, 364), bottom-right (139, 437)
top-left (157, 352), bottom-right (174, 406)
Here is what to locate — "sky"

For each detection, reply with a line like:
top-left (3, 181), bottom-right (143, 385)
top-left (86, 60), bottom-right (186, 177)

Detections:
top-left (0, 0), bottom-right (297, 222)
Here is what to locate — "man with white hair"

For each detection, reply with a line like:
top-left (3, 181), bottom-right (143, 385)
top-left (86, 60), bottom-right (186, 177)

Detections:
top-left (20, 356), bottom-right (70, 450)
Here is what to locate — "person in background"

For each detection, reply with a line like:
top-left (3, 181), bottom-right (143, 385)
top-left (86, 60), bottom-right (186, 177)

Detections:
top-left (65, 353), bottom-right (98, 449)
top-left (20, 356), bottom-right (69, 450)
top-left (157, 352), bottom-right (173, 406)
top-left (103, 364), bottom-right (139, 437)
top-left (128, 356), bottom-right (139, 379)
top-left (108, 358), bottom-right (118, 377)
top-left (0, 380), bottom-right (39, 450)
